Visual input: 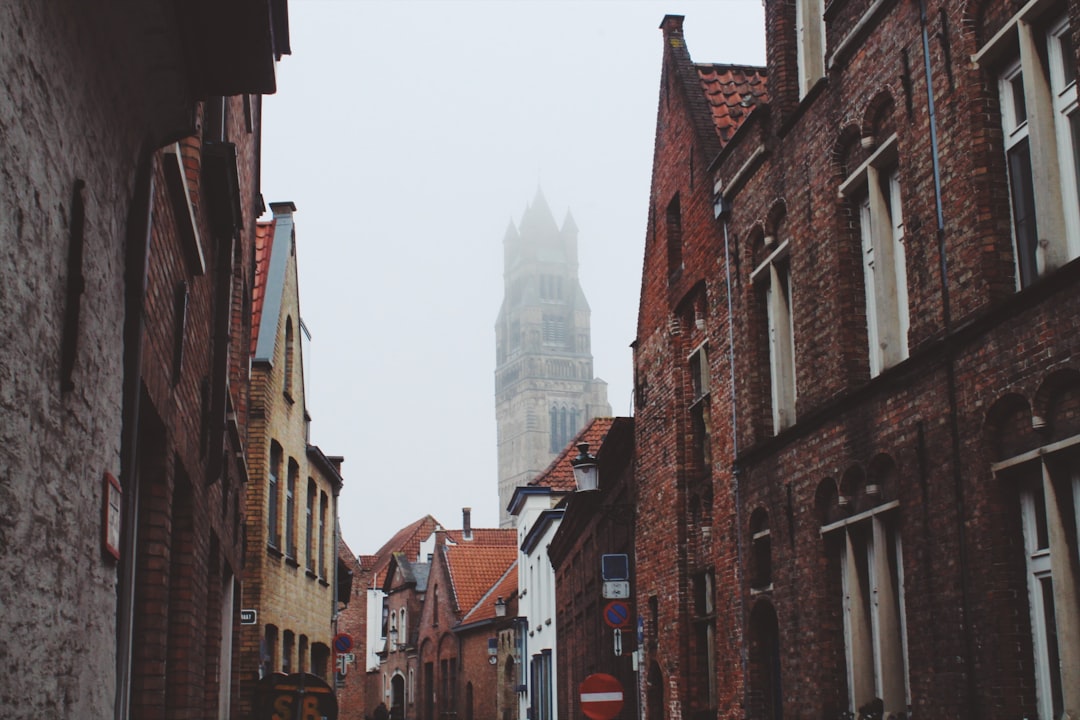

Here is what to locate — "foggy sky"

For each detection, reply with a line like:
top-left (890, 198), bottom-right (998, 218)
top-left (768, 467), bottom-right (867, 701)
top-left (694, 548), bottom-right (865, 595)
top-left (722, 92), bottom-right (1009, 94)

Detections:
top-left (259, 0), bottom-right (766, 555)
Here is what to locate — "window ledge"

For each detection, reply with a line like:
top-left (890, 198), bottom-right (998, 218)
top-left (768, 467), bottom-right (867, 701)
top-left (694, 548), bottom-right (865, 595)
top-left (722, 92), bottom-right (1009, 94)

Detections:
top-left (750, 584), bottom-right (774, 595)
top-left (267, 544), bottom-right (283, 558)
top-left (283, 390), bottom-right (295, 405)
top-left (306, 569), bottom-right (318, 580)
top-left (285, 556), bottom-right (300, 569)
top-left (319, 579), bottom-right (330, 588)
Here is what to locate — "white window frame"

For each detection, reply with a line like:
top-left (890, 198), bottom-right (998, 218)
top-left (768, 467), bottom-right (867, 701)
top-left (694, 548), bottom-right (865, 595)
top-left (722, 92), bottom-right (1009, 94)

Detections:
top-left (822, 503), bottom-right (910, 716)
top-left (753, 242), bottom-right (797, 433)
top-left (993, 442), bottom-right (1080, 720)
top-left (839, 134), bottom-right (909, 376)
top-left (796, 0), bottom-right (826, 98)
top-left (980, 7), bottom-right (1080, 286)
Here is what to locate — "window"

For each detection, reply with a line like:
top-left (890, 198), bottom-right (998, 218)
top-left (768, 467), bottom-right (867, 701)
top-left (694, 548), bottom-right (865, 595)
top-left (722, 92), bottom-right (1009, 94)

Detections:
top-left (441, 658), bottom-right (458, 715)
top-left (286, 460), bottom-right (298, 558)
top-left (268, 443), bottom-right (282, 548)
top-left (284, 317), bottom-right (295, 398)
top-left (550, 405), bottom-right (580, 453)
top-left (319, 492), bottom-right (328, 578)
top-left (299, 635), bottom-right (308, 674)
top-left (753, 242), bottom-right (797, 433)
top-left (399, 608), bottom-right (407, 648)
top-left (283, 630), bottom-right (294, 675)
top-left (666, 194), bottom-right (683, 280)
top-left (989, 12), bottom-right (1080, 287)
top-left (796, 0), bottom-right (826, 97)
top-left (840, 134), bottom-right (909, 375)
top-left (306, 480), bottom-right (316, 572)
top-left (692, 571), bottom-right (717, 710)
top-left (689, 344), bottom-right (712, 481)
top-left (263, 625), bottom-right (278, 677)
top-left (992, 444), bottom-right (1080, 720)
top-left (530, 650), bottom-right (553, 720)
top-left (822, 503), bottom-right (909, 716)
top-left (542, 315), bottom-right (566, 345)
top-left (750, 509), bottom-right (772, 590)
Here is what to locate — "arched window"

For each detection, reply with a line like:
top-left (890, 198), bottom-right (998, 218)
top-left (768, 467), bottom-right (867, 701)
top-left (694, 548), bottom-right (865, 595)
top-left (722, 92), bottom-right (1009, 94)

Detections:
top-left (284, 317), bottom-right (295, 397)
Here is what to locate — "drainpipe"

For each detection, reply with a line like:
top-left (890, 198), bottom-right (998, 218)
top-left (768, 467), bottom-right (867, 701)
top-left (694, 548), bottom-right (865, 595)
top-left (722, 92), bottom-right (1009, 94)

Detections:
top-left (918, 0), bottom-right (977, 712)
top-left (717, 194), bottom-right (750, 712)
top-left (115, 140), bottom-right (156, 720)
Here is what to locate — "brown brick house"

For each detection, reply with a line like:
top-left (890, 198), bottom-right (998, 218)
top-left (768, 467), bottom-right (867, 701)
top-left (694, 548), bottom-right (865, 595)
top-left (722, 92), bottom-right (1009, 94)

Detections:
top-left (635, 4), bottom-right (1080, 719)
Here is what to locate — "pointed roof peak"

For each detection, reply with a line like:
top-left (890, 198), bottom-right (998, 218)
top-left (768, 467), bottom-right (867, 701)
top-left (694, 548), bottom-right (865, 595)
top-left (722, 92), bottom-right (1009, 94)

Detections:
top-left (562, 209), bottom-right (578, 235)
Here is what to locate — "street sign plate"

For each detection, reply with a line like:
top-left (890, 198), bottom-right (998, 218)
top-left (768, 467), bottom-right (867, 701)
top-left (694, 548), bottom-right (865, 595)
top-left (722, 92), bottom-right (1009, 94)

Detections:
top-left (601, 580), bottom-right (630, 599)
top-left (333, 633), bottom-right (353, 654)
top-left (579, 673), bottom-right (624, 720)
top-left (603, 600), bottom-right (631, 628)
top-left (240, 609), bottom-right (257, 625)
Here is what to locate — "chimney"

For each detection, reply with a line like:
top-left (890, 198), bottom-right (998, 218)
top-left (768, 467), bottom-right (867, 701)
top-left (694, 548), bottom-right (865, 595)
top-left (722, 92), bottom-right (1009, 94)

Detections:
top-left (463, 507), bottom-right (473, 541)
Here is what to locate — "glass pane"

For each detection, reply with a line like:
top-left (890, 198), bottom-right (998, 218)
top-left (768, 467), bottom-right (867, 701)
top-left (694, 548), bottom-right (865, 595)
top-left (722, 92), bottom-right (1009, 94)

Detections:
top-left (1012, 71), bottom-right (1029, 127)
top-left (1039, 576), bottom-right (1064, 718)
top-left (1059, 31), bottom-right (1077, 88)
top-left (1070, 109), bottom-right (1080, 213)
top-left (1007, 138), bottom-right (1041, 286)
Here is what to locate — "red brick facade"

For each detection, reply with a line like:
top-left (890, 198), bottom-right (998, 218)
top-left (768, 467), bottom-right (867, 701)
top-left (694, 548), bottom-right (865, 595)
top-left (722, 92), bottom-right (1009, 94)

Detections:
top-left (635, 5), bottom-right (1080, 720)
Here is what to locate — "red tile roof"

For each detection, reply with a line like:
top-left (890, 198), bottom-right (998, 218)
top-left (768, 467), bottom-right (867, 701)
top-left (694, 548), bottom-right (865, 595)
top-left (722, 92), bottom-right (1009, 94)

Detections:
top-left (251, 219), bottom-right (275, 355)
top-left (443, 532), bottom-right (517, 617)
top-left (445, 528), bottom-right (517, 546)
top-left (460, 559), bottom-right (517, 625)
top-left (695, 63), bottom-right (768, 148)
top-left (529, 417), bottom-right (616, 492)
top-left (366, 515), bottom-right (441, 587)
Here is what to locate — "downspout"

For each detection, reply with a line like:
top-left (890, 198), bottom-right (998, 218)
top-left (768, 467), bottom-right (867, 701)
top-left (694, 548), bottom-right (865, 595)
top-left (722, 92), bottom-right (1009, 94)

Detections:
top-left (718, 197), bottom-right (750, 712)
top-left (115, 140), bottom-right (156, 720)
top-left (918, 0), bottom-right (977, 712)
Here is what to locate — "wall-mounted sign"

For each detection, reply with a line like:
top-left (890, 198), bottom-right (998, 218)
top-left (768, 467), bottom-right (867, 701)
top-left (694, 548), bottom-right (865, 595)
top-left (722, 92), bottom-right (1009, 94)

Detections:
top-left (256, 672), bottom-right (338, 720)
top-left (601, 581), bottom-right (630, 599)
top-left (240, 609), bottom-right (257, 625)
top-left (102, 472), bottom-right (122, 560)
top-left (603, 600), bottom-right (631, 628)
top-left (601, 554), bottom-right (629, 581)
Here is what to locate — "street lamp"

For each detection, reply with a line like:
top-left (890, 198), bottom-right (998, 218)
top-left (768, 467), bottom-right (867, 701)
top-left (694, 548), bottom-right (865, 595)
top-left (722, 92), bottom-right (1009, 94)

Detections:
top-left (570, 442), bottom-right (599, 492)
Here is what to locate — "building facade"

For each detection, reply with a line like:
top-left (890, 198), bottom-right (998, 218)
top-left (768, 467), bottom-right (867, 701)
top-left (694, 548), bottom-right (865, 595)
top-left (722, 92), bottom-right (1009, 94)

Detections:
top-left (0, 1), bottom-right (286, 717)
top-left (635, 3), bottom-right (1080, 719)
top-left (239, 202), bottom-right (344, 717)
top-left (494, 188), bottom-right (612, 526)
top-left (548, 416), bottom-right (635, 720)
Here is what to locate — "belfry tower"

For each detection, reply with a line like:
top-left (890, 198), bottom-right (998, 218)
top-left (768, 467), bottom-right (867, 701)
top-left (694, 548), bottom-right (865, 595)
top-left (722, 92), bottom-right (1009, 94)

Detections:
top-left (494, 189), bottom-right (611, 526)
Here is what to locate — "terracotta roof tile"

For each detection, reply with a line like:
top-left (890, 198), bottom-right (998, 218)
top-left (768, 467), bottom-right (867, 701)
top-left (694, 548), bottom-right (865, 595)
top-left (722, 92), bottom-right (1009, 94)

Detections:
top-left (445, 528), bottom-right (517, 546)
top-left (443, 533), bottom-right (517, 616)
top-left (529, 417), bottom-right (616, 492)
top-left (250, 219), bottom-right (275, 355)
top-left (695, 63), bottom-right (768, 148)
top-left (461, 560), bottom-right (518, 625)
top-left (366, 515), bottom-right (441, 587)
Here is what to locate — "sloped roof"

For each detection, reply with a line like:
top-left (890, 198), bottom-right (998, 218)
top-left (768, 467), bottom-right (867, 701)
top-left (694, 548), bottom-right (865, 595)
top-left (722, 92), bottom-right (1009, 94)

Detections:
top-left (460, 559), bottom-right (517, 625)
top-left (443, 533), bottom-right (517, 617)
top-left (529, 417), bottom-right (616, 492)
top-left (366, 515), bottom-right (441, 587)
top-left (445, 528), bottom-right (517, 545)
top-left (695, 63), bottom-right (768, 148)
top-left (250, 219), bottom-right (275, 355)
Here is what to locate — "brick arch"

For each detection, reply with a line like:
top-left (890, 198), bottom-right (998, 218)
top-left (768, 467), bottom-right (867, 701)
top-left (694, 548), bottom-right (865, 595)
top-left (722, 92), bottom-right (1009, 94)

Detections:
top-left (984, 392), bottom-right (1038, 461)
top-left (765, 200), bottom-right (787, 241)
top-left (1032, 367), bottom-right (1080, 440)
top-left (815, 476), bottom-right (841, 526)
top-left (832, 124), bottom-right (863, 179)
top-left (746, 222), bottom-right (768, 268)
top-left (866, 452), bottom-right (901, 506)
top-left (862, 89), bottom-right (897, 147)
top-left (839, 464), bottom-right (865, 510)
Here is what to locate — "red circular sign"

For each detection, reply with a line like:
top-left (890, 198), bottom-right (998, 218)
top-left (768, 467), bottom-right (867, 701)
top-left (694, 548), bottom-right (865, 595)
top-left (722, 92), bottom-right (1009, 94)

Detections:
top-left (579, 673), bottom-right (624, 720)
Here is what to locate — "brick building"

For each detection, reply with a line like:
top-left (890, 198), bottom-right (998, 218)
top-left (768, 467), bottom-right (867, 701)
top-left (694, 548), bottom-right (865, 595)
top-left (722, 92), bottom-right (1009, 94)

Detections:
top-left (635, 4), bottom-right (1080, 720)
top-left (378, 551), bottom-right (433, 719)
top-left (239, 202), bottom-right (345, 716)
top-left (336, 538), bottom-right (370, 720)
top-left (548, 417), bottom-right (636, 720)
top-left (415, 525), bottom-right (518, 720)
top-left (0, 1), bottom-right (286, 717)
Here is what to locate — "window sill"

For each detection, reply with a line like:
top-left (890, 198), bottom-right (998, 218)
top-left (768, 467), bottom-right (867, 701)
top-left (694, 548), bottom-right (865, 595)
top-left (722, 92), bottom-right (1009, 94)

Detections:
top-left (750, 584), bottom-right (774, 595)
top-left (283, 390), bottom-right (295, 405)
top-left (267, 544), bottom-right (283, 558)
top-left (285, 556), bottom-right (300, 569)
top-left (306, 569), bottom-right (318, 580)
top-left (319, 578), bottom-right (330, 588)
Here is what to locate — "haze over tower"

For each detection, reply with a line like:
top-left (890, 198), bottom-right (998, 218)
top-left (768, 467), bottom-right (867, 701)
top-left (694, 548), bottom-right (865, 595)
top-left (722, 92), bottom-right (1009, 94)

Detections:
top-left (494, 188), bottom-right (612, 527)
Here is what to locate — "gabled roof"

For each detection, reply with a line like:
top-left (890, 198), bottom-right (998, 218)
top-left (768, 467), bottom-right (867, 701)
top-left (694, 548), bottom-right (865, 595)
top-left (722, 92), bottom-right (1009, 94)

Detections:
top-left (459, 559), bottom-right (518, 626)
top-left (528, 417), bottom-right (616, 492)
top-left (250, 219), bottom-right (275, 355)
top-left (696, 63), bottom-right (768, 148)
top-left (445, 528), bottom-right (517, 545)
top-left (366, 515), bottom-right (441, 588)
top-left (252, 202), bottom-right (297, 362)
top-left (442, 532), bottom-right (517, 617)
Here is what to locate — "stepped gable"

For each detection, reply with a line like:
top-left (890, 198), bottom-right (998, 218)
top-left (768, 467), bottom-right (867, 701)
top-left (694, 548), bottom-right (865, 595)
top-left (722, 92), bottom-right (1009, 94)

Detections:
top-left (529, 417), bottom-right (615, 492)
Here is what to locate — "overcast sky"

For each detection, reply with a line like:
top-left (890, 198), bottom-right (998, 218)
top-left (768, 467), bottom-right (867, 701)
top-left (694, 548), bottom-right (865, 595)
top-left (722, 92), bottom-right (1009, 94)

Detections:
top-left (259, 0), bottom-right (766, 555)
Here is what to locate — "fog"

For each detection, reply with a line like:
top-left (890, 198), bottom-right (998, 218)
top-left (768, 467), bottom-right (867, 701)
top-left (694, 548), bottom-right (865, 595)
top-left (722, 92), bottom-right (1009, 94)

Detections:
top-left (260, 0), bottom-right (766, 554)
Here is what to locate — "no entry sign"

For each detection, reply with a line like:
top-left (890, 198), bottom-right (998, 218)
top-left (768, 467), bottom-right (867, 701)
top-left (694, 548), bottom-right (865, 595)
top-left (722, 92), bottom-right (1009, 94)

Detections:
top-left (579, 673), bottom-right (624, 720)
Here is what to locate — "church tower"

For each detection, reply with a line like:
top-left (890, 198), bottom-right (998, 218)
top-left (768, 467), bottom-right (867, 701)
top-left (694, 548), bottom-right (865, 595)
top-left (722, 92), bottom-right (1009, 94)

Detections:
top-left (494, 189), bottom-right (611, 526)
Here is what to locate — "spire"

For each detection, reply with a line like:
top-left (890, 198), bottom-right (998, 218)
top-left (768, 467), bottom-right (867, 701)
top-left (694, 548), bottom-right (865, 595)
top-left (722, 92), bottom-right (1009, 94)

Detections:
top-left (519, 186), bottom-right (559, 238)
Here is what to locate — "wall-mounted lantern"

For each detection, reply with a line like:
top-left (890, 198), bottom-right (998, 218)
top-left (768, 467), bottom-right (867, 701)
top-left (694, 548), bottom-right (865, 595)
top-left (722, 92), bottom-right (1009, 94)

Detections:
top-left (571, 442), bottom-right (599, 492)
